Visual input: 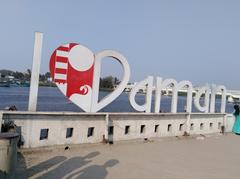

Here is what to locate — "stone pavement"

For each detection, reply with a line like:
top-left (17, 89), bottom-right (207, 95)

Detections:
top-left (16, 133), bottom-right (240, 179)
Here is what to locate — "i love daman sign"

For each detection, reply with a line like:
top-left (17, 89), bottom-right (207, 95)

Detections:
top-left (49, 43), bottom-right (226, 113)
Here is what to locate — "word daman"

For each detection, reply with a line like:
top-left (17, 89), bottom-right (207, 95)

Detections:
top-left (49, 43), bottom-right (226, 113)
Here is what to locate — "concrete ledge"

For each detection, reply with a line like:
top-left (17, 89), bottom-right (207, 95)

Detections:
top-left (0, 111), bottom-right (234, 148)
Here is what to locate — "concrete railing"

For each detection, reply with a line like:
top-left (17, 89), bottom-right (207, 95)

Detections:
top-left (0, 111), bottom-right (235, 148)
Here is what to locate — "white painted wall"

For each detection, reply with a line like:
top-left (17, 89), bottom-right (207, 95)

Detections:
top-left (0, 111), bottom-right (234, 148)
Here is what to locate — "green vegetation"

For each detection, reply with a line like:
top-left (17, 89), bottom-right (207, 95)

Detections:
top-left (100, 76), bottom-right (120, 90)
top-left (0, 69), bottom-right (55, 87)
top-left (0, 69), bottom-right (119, 89)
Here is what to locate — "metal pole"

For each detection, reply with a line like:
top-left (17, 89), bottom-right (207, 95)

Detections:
top-left (28, 32), bottom-right (43, 111)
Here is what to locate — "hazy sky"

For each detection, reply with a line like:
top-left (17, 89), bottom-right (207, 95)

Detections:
top-left (1, 0), bottom-right (240, 89)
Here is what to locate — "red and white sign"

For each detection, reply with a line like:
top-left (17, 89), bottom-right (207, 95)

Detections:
top-left (49, 43), bottom-right (226, 113)
top-left (50, 43), bottom-right (130, 112)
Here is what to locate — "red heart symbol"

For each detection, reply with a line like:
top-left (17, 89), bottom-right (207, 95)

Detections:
top-left (49, 43), bottom-right (130, 112)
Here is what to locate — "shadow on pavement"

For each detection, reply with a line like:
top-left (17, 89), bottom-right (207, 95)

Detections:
top-left (37, 151), bottom-right (100, 179)
top-left (66, 159), bottom-right (119, 179)
top-left (0, 170), bottom-right (6, 179)
top-left (17, 153), bottom-right (67, 179)
top-left (28, 155), bottom-right (67, 177)
top-left (17, 151), bottom-right (115, 179)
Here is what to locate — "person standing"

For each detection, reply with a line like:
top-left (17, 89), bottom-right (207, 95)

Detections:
top-left (232, 104), bottom-right (240, 135)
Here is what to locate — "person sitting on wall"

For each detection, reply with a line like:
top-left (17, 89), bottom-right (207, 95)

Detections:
top-left (232, 104), bottom-right (240, 135)
top-left (4, 105), bottom-right (17, 111)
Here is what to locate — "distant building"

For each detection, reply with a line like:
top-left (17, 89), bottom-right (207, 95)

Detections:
top-left (47, 77), bottom-right (52, 82)
top-left (5, 75), bottom-right (14, 81)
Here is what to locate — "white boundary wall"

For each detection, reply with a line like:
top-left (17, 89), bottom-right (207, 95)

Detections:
top-left (0, 111), bottom-right (235, 148)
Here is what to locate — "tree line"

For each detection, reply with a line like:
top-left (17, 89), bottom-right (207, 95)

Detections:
top-left (0, 69), bottom-right (120, 89)
top-left (100, 76), bottom-right (120, 89)
top-left (0, 69), bottom-right (51, 82)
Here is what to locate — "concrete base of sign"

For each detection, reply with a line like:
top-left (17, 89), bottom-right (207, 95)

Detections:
top-left (0, 111), bottom-right (234, 149)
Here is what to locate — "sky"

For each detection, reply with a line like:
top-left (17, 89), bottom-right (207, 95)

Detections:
top-left (1, 0), bottom-right (240, 89)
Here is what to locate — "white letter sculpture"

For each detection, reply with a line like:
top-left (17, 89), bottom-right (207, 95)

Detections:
top-left (49, 42), bottom-right (227, 114)
top-left (154, 78), bottom-right (177, 113)
top-left (174, 80), bottom-right (193, 113)
top-left (154, 78), bottom-right (193, 113)
top-left (129, 76), bottom-right (154, 113)
top-left (194, 86), bottom-right (210, 113)
top-left (210, 85), bottom-right (226, 113)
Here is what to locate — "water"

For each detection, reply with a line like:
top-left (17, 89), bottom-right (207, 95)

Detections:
top-left (0, 87), bottom-right (235, 113)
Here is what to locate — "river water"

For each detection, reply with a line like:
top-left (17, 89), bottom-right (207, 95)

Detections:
top-left (0, 87), bottom-right (234, 113)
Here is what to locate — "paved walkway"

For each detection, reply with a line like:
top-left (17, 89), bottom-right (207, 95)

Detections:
top-left (16, 133), bottom-right (240, 179)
